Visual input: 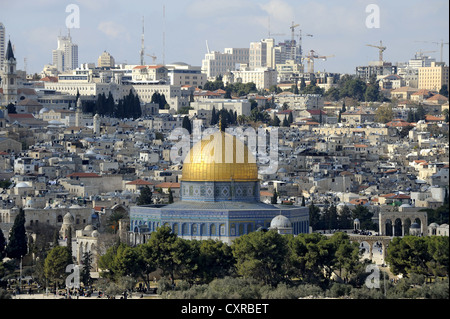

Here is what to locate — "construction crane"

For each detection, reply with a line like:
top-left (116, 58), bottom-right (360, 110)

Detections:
top-left (415, 40), bottom-right (449, 62)
top-left (289, 22), bottom-right (300, 61)
top-left (366, 40), bottom-right (386, 63)
top-left (298, 30), bottom-right (313, 60)
top-left (414, 50), bottom-right (436, 59)
top-left (146, 54), bottom-right (157, 63)
top-left (303, 50), bottom-right (334, 74)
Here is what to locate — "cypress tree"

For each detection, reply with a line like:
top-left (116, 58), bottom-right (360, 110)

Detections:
top-left (0, 228), bottom-right (6, 259)
top-left (182, 115), bottom-right (192, 134)
top-left (271, 191), bottom-right (278, 204)
top-left (168, 188), bottom-right (174, 204)
top-left (6, 208), bottom-right (27, 260)
top-left (211, 107), bottom-right (217, 125)
top-left (288, 111), bottom-right (293, 124)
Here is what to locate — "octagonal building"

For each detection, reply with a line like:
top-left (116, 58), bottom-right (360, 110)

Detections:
top-left (129, 130), bottom-right (309, 245)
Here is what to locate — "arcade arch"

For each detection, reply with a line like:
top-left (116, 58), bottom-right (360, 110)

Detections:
top-left (379, 211), bottom-right (427, 237)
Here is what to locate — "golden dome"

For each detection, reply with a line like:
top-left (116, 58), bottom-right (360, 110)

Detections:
top-left (181, 131), bottom-right (258, 182)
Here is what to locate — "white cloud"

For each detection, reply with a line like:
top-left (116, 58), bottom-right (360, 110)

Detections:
top-left (185, 0), bottom-right (256, 19)
top-left (97, 21), bottom-right (130, 40)
top-left (259, 0), bottom-right (295, 23)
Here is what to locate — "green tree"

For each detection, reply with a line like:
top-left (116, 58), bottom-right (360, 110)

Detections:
top-left (364, 83), bottom-right (381, 102)
top-left (80, 251), bottom-right (93, 287)
top-left (337, 205), bottom-right (353, 229)
top-left (308, 201), bottom-right (321, 231)
top-left (386, 236), bottom-right (430, 277)
top-left (168, 187), bottom-right (174, 204)
top-left (325, 87), bottom-right (340, 101)
top-left (0, 228), bottom-right (6, 260)
top-left (415, 104), bottom-right (426, 121)
top-left (375, 103), bottom-right (394, 123)
top-left (137, 186), bottom-right (153, 206)
top-left (232, 230), bottom-right (289, 286)
top-left (98, 242), bottom-right (125, 280)
top-left (271, 191), bottom-right (278, 204)
top-left (106, 209), bottom-right (127, 234)
top-left (135, 243), bottom-right (158, 290)
top-left (329, 232), bottom-right (361, 283)
top-left (271, 115), bottom-right (281, 127)
top-left (149, 226), bottom-right (180, 284)
top-left (426, 236), bottom-right (449, 279)
top-left (6, 103), bottom-right (16, 114)
top-left (351, 205), bottom-right (376, 230)
top-left (6, 208), bottom-right (27, 260)
top-left (44, 246), bottom-right (72, 287)
top-left (182, 115), bottom-right (192, 134)
top-left (288, 233), bottom-right (332, 284)
top-left (339, 77), bottom-right (366, 101)
top-left (197, 239), bottom-right (234, 283)
top-left (439, 84), bottom-right (448, 98)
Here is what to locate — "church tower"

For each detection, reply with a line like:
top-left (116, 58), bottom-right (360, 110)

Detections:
top-left (1, 40), bottom-right (18, 105)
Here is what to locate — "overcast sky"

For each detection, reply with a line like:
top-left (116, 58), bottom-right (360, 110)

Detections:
top-left (1, 0), bottom-right (449, 75)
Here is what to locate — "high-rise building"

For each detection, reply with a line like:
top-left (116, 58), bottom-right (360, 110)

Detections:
top-left (418, 61), bottom-right (449, 92)
top-left (201, 48), bottom-right (249, 81)
top-left (97, 51), bottom-right (115, 68)
top-left (0, 23), bottom-right (5, 72)
top-left (249, 39), bottom-right (277, 69)
top-left (274, 39), bottom-right (302, 66)
top-left (52, 31), bottom-right (78, 72)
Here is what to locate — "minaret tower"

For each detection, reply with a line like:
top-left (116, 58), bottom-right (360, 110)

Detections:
top-left (2, 40), bottom-right (18, 105)
top-left (75, 96), bottom-right (82, 127)
top-left (93, 113), bottom-right (100, 135)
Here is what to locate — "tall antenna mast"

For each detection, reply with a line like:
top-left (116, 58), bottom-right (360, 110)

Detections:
top-left (162, 5), bottom-right (166, 65)
top-left (140, 16), bottom-right (145, 65)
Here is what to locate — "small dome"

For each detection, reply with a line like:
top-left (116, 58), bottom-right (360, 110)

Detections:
top-left (16, 182), bottom-right (31, 188)
top-left (84, 225), bottom-right (94, 231)
top-left (92, 230), bottom-right (100, 237)
top-left (270, 215), bottom-right (292, 229)
top-left (410, 222), bottom-right (420, 229)
top-left (39, 107), bottom-right (50, 114)
top-left (63, 213), bottom-right (74, 223)
top-left (429, 223), bottom-right (439, 228)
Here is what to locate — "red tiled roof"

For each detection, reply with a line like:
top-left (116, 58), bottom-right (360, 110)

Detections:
top-left (349, 198), bottom-right (368, 205)
top-left (260, 191), bottom-right (273, 197)
top-left (40, 76), bottom-right (58, 82)
top-left (425, 115), bottom-right (444, 121)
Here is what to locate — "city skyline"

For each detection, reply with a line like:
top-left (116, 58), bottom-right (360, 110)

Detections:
top-left (0, 0), bottom-right (449, 75)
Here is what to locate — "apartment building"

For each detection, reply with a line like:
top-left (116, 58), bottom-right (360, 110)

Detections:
top-left (231, 66), bottom-right (277, 90)
top-left (418, 62), bottom-right (449, 92)
top-left (201, 48), bottom-right (249, 80)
